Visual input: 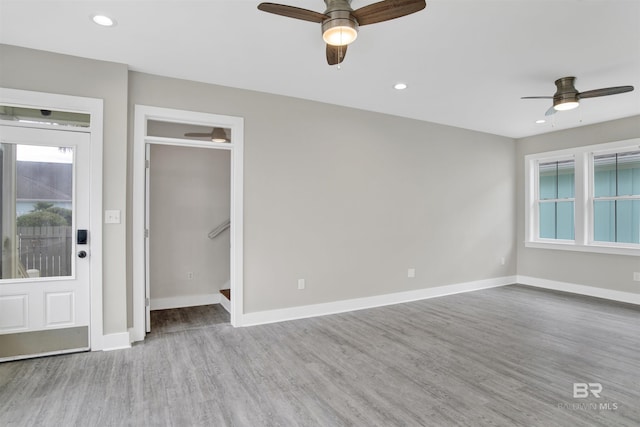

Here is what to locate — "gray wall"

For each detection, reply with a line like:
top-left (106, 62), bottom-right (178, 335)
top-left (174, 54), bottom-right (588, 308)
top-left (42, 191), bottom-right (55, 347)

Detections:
top-left (128, 71), bottom-right (517, 314)
top-left (0, 44), bottom-right (129, 335)
top-left (516, 116), bottom-right (640, 294)
top-left (149, 144), bottom-right (230, 303)
top-left (5, 43), bottom-right (636, 338)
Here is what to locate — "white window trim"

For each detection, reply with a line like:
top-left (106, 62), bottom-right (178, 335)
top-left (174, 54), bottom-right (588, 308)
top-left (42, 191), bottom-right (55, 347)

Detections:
top-left (525, 138), bottom-right (640, 257)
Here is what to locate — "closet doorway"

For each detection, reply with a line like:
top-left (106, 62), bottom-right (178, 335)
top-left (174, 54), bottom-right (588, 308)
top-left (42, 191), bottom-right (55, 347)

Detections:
top-left (133, 106), bottom-right (244, 342)
top-left (147, 142), bottom-right (230, 331)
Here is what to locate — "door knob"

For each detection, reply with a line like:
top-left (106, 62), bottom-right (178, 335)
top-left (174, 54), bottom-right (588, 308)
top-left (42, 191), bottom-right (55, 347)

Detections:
top-left (78, 250), bottom-right (87, 259)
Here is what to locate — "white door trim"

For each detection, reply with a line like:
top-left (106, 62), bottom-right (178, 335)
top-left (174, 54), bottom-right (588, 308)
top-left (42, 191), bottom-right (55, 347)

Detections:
top-left (0, 87), bottom-right (104, 350)
top-left (132, 105), bottom-right (244, 341)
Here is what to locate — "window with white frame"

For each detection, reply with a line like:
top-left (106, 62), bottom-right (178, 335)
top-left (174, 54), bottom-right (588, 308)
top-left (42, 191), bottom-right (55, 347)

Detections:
top-left (538, 159), bottom-right (575, 240)
top-left (525, 138), bottom-right (640, 256)
top-left (592, 150), bottom-right (640, 244)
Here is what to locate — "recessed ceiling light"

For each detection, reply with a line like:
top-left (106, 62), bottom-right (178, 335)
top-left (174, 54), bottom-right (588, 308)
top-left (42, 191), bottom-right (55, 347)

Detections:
top-left (536, 119), bottom-right (546, 124)
top-left (92, 14), bottom-right (115, 27)
top-left (394, 83), bottom-right (408, 90)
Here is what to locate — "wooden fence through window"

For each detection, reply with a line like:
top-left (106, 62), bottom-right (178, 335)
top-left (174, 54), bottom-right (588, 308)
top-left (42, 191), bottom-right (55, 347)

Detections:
top-left (18, 226), bottom-right (72, 277)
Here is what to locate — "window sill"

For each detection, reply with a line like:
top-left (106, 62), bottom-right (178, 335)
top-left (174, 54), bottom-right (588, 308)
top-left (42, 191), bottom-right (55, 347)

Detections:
top-left (525, 241), bottom-right (640, 257)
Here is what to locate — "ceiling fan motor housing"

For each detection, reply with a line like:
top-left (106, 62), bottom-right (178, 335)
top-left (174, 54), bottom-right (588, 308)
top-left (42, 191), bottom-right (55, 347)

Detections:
top-left (553, 76), bottom-right (580, 108)
top-left (322, 0), bottom-right (359, 46)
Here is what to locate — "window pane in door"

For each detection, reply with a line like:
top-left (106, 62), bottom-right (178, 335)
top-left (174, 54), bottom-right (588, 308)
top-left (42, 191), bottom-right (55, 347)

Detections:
top-left (1, 143), bottom-right (73, 280)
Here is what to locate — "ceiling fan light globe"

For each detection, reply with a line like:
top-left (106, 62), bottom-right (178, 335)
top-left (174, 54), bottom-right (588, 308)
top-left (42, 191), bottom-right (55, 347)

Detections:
top-left (211, 127), bottom-right (228, 142)
top-left (322, 12), bottom-right (359, 46)
top-left (323, 26), bottom-right (358, 46)
top-left (554, 101), bottom-right (579, 111)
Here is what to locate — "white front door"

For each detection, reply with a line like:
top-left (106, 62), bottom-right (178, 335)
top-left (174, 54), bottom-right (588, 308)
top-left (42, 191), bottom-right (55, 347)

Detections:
top-left (0, 125), bottom-right (91, 361)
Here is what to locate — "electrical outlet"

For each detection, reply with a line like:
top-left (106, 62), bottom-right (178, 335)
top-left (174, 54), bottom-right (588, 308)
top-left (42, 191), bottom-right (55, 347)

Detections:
top-left (187, 272), bottom-right (194, 280)
top-left (408, 268), bottom-right (415, 278)
top-left (298, 279), bottom-right (305, 290)
top-left (633, 272), bottom-right (640, 282)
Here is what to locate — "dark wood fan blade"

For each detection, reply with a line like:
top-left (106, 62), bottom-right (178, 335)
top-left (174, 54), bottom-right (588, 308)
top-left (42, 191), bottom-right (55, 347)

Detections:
top-left (257, 3), bottom-right (327, 23)
top-left (184, 133), bottom-right (212, 137)
top-left (352, 0), bottom-right (426, 26)
top-left (327, 44), bottom-right (348, 65)
top-left (578, 86), bottom-right (634, 99)
top-left (521, 96), bottom-right (553, 99)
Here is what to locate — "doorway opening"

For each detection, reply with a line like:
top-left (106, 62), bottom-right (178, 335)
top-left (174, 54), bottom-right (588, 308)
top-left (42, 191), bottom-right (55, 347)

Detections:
top-left (132, 106), bottom-right (244, 342)
top-left (147, 142), bottom-right (231, 333)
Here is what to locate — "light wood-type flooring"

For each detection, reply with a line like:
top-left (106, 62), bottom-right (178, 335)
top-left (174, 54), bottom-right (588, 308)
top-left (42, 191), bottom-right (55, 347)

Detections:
top-left (1, 285), bottom-right (639, 426)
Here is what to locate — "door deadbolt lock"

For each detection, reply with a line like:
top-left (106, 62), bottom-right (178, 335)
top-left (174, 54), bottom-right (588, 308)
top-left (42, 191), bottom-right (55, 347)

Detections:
top-left (78, 250), bottom-right (87, 259)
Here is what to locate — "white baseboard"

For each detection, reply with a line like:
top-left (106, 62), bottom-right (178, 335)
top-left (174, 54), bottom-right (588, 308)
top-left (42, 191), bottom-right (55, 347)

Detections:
top-left (240, 276), bottom-right (516, 327)
top-left (151, 293), bottom-right (221, 311)
top-left (517, 275), bottom-right (640, 305)
top-left (220, 293), bottom-right (231, 314)
top-left (101, 332), bottom-right (131, 351)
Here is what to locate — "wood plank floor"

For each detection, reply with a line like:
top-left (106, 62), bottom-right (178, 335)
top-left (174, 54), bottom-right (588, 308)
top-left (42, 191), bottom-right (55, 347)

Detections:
top-left (1, 285), bottom-right (639, 426)
top-left (150, 304), bottom-right (229, 335)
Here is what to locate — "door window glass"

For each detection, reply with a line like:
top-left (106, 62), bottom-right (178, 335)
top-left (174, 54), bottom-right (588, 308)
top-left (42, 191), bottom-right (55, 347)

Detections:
top-left (1, 143), bottom-right (73, 280)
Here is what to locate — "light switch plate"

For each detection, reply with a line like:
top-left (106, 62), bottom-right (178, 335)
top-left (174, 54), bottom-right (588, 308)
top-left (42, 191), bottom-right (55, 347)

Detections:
top-left (105, 210), bottom-right (121, 224)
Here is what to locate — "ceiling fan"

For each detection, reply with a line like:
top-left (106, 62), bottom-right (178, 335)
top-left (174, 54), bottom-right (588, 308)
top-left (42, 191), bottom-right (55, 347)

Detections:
top-left (184, 128), bottom-right (229, 143)
top-left (522, 76), bottom-right (634, 116)
top-left (257, 0), bottom-right (426, 65)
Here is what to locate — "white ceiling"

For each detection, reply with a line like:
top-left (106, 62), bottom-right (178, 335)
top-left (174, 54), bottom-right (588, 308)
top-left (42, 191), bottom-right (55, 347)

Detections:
top-left (1, 0), bottom-right (639, 138)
